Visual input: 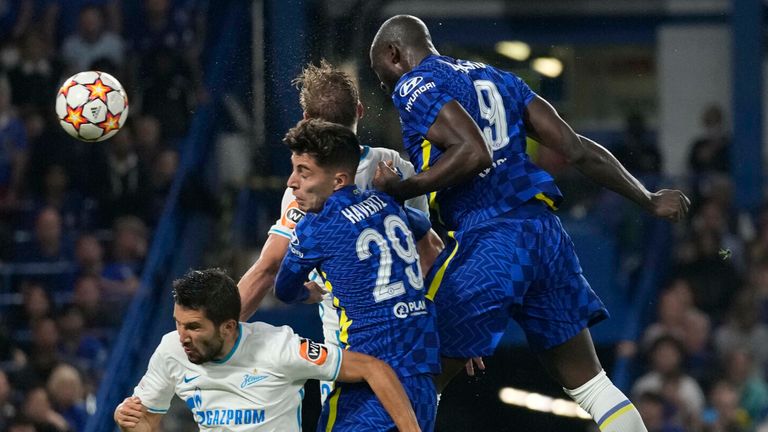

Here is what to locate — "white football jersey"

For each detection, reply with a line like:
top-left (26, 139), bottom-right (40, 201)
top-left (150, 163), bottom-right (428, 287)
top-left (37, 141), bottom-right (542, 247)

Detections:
top-left (133, 322), bottom-right (342, 431)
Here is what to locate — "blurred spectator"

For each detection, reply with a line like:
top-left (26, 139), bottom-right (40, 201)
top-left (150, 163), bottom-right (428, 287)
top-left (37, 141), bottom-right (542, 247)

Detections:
top-left (722, 349), bottom-right (768, 425)
top-left (96, 126), bottom-right (151, 225)
top-left (633, 335), bottom-right (706, 427)
top-left (6, 416), bottom-right (38, 432)
top-left (21, 317), bottom-right (61, 385)
top-left (0, 0), bottom-right (34, 41)
top-left (61, 5), bottom-right (124, 73)
top-left (21, 387), bottom-right (69, 432)
top-left (689, 104), bottom-right (730, 175)
top-left (612, 111), bottom-right (662, 175)
top-left (101, 216), bottom-right (146, 304)
top-left (46, 364), bottom-right (88, 432)
top-left (636, 391), bottom-right (685, 432)
top-left (702, 380), bottom-right (750, 432)
top-left (50, 0), bottom-right (122, 42)
top-left (675, 229), bottom-right (740, 321)
top-left (15, 207), bottom-right (73, 266)
top-left (133, 115), bottom-right (162, 165)
top-left (0, 369), bottom-right (16, 431)
top-left (56, 306), bottom-right (106, 377)
top-left (31, 164), bottom-right (87, 232)
top-left (0, 74), bottom-right (28, 209)
top-left (5, 280), bottom-right (52, 337)
top-left (72, 275), bottom-right (113, 328)
top-left (642, 280), bottom-right (694, 349)
top-left (6, 31), bottom-right (62, 113)
top-left (132, 0), bottom-right (197, 54)
top-left (714, 290), bottom-right (768, 371)
top-left (74, 233), bottom-right (103, 277)
top-left (682, 308), bottom-right (717, 388)
top-left (149, 148), bottom-right (177, 225)
top-left (138, 47), bottom-right (193, 141)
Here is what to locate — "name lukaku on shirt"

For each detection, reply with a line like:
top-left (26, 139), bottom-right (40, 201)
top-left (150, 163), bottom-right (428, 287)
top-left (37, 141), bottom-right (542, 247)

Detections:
top-left (341, 195), bottom-right (388, 224)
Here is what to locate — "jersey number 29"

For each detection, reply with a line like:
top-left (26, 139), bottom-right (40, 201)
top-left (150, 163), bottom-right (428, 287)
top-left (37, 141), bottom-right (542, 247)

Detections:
top-left (356, 215), bottom-right (424, 302)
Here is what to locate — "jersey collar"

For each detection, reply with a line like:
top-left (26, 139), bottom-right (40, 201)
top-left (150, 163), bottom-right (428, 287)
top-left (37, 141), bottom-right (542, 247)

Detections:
top-left (212, 323), bottom-right (242, 364)
top-left (360, 145), bottom-right (370, 161)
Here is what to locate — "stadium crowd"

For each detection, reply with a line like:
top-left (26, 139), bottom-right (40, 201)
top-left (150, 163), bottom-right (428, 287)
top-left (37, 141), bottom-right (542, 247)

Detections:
top-left (0, 1), bottom-right (204, 431)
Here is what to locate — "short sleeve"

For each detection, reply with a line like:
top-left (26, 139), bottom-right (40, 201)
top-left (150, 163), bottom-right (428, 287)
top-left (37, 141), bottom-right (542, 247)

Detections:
top-left (512, 73), bottom-right (536, 107)
top-left (392, 73), bottom-right (454, 137)
top-left (403, 207), bottom-right (431, 241)
top-left (132, 345), bottom-right (175, 414)
top-left (273, 327), bottom-right (343, 382)
top-left (274, 216), bottom-right (326, 303)
top-left (268, 188), bottom-right (306, 239)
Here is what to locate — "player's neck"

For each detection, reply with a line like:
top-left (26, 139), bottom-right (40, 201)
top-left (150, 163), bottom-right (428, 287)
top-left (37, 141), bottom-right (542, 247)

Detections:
top-left (214, 324), bottom-right (241, 363)
top-left (408, 46), bottom-right (439, 69)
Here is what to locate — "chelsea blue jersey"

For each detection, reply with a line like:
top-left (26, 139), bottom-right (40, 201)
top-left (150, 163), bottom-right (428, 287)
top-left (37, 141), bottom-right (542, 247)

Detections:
top-left (275, 186), bottom-right (440, 378)
top-left (392, 54), bottom-right (564, 232)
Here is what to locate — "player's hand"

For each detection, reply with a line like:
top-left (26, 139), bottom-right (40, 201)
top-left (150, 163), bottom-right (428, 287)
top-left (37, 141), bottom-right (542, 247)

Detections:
top-left (303, 281), bottom-right (327, 304)
top-left (649, 189), bottom-right (690, 222)
top-left (115, 396), bottom-right (145, 429)
top-left (465, 357), bottom-right (485, 377)
top-left (373, 161), bottom-right (401, 196)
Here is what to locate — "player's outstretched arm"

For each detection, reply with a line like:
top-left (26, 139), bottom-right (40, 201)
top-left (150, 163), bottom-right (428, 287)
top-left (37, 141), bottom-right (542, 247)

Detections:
top-left (238, 234), bottom-right (290, 320)
top-left (337, 350), bottom-right (421, 432)
top-left (114, 397), bottom-right (163, 432)
top-left (374, 100), bottom-right (492, 202)
top-left (524, 95), bottom-right (690, 222)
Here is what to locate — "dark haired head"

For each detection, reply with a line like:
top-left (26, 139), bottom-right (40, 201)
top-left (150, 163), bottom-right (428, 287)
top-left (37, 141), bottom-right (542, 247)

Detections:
top-left (172, 268), bottom-right (240, 326)
top-left (283, 118), bottom-right (360, 176)
top-left (293, 59), bottom-right (360, 129)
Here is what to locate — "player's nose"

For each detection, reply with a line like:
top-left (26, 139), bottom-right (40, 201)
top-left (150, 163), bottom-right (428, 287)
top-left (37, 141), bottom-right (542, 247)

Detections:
top-left (287, 171), bottom-right (299, 190)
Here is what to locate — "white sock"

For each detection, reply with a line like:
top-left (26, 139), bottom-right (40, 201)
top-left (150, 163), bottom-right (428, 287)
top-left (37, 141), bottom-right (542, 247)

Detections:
top-left (563, 370), bottom-right (648, 432)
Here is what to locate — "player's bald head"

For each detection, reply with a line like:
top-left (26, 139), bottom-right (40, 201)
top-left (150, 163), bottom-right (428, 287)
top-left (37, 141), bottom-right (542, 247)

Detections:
top-left (371, 15), bottom-right (434, 55)
top-left (370, 15), bottom-right (438, 94)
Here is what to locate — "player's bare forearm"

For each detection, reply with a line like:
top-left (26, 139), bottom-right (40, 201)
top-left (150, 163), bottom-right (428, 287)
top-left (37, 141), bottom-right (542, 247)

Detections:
top-left (417, 229), bottom-right (444, 275)
top-left (570, 135), bottom-right (653, 211)
top-left (115, 398), bottom-right (162, 432)
top-left (379, 100), bottom-right (491, 201)
top-left (525, 96), bottom-right (689, 221)
top-left (238, 234), bottom-right (289, 320)
top-left (337, 351), bottom-right (421, 432)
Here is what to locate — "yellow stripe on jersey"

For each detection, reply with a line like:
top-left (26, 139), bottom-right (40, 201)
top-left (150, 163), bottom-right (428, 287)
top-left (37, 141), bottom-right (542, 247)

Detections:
top-left (324, 387), bottom-right (342, 432)
top-left (420, 139), bottom-right (432, 171)
top-left (534, 192), bottom-right (558, 211)
top-left (598, 403), bottom-right (635, 430)
top-left (426, 231), bottom-right (458, 301)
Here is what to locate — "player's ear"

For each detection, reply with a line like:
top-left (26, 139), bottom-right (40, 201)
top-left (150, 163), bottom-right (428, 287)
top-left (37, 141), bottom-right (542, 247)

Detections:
top-left (389, 44), bottom-right (401, 65)
top-left (356, 101), bottom-right (365, 120)
top-left (221, 319), bottom-right (238, 336)
top-left (302, 111), bottom-right (309, 120)
top-left (333, 171), bottom-right (350, 190)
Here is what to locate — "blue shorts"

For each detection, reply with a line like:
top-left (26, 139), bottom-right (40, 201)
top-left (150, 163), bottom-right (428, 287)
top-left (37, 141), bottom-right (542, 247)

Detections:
top-left (425, 203), bottom-right (608, 357)
top-left (317, 374), bottom-right (436, 432)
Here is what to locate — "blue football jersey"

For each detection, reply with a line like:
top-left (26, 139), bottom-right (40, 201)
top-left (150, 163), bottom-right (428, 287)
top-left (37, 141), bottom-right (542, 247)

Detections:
top-left (275, 186), bottom-right (440, 378)
top-left (392, 54), bottom-right (564, 232)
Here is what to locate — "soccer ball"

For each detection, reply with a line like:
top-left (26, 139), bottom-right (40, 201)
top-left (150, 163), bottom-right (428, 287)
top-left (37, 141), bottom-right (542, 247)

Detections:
top-left (55, 71), bottom-right (129, 142)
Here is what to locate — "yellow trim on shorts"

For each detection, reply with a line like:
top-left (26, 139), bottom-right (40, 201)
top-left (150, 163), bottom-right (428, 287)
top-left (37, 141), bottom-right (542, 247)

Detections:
top-left (338, 307), bottom-right (352, 347)
top-left (420, 139), bottom-right (431, 171)
top-left (534, 192), bottom-right (558, 210)
top-left (321, 271), bottom-right (333, 293)
top-left (325, 386), bottom-right (342, 432)
top-left (598, 404), bottom-right (635, 430)
top-left (426, 231), bottom-right (458, 301)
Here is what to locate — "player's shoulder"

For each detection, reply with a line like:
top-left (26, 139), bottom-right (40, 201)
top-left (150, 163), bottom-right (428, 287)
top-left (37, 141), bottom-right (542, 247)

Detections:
top-left (156, 330), bottom-right (187, 358)
top-left (240, 322), bottom-right (300, 358)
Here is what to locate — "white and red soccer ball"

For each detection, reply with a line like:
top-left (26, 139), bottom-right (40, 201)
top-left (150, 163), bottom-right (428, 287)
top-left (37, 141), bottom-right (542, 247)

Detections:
top-left (56, 71), bottom-right (129, 142)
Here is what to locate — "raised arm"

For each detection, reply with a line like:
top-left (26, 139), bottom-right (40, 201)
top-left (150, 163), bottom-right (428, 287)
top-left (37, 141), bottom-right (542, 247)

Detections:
top-left (114, 397), bottom-right (163, 432)
top-left (238, 234), bottom-right (290, 320)
top-left (524, 95), bottom-right (690, 221)
top-left (375, 100), bottom-right (491, 202)
top-left (337, 350), bottom-right (421, 432)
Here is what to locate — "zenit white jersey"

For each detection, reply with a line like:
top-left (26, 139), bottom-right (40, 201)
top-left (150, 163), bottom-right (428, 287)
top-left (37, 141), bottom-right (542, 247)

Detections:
top-left (268, 145), bottom-right (429, 348)
top-left (133, 322), bottom-right (342, 431)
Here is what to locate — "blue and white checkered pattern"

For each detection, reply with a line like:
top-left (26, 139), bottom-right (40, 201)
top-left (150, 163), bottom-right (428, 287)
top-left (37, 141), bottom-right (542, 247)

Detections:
top-left (427, 202), bottom-right (609, 357)
top-left (317, 374), bottom-right (436, 432)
